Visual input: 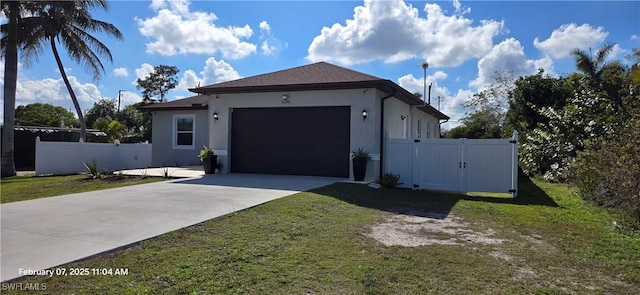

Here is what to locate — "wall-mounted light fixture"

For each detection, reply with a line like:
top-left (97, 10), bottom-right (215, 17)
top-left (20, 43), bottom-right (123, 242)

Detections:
top-left (213, 112), bottom-right (219, 121)
top-left (281, 94), bottom-right (290, 104)
top-left (362, 109), bottom-right (368, 121)
top-left (401, 115), bottom-right (407, 120)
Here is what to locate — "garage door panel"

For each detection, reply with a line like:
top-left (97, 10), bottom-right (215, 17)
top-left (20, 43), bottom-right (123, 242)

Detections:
top-left (231, 107), bottom-right (350, 177)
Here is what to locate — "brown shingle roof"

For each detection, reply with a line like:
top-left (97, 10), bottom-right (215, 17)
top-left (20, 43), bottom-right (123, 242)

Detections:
top-left (190, 62), bottom-right (383, 92)
top-left (138, 95), bottom-right (208, 111)
top-left (143, 62), bottom-right (449, 119)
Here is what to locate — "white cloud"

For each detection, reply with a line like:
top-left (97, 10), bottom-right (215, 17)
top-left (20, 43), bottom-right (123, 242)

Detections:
top-left (136, 0), bottom-right (256, 59)
top-left (17, 76), bottom-right (101, 107)
top-left (259, 20), bottom-right (271, 32)
top-left (177, 57), bottom-right (241, 91)
top-left (307, 0), bottom-right (503, 67)
top-left (452, 0), bottom-right (470, 15)
top-left (470, 38), bottom-right (537, 89)
top-left (398, 71), bottom-right (448, 98)
top-left (117, 91), bottom-right (143, 108)
top-left (397, 71), bottom-right (469, 128)
top-left (441, 89), bottom-right (475, 128)
top-left (258, 20), bottom-right (286, 56)
top-left (532, 56), bottom-right (555, 75)
top-left (133, 63), bottom-right (155, 84)
top-left (608, 43), bottom-right (625, 60)
top-left (632, 34), bottom-right (640, 41)
top-left (261, 41), bottom-right (275, 56)
top-left (0, 74), bottom-right (104, 122)
top-left (0, 59), bottom-right (143, 123)
top-left (113, 67), bottom-right (129, 77)
top-left (533, 23), bottom-right (608, 59)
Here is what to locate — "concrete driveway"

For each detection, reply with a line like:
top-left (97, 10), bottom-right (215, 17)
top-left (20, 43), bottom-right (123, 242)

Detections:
top-left (0, 174), bottom-right (342, 282)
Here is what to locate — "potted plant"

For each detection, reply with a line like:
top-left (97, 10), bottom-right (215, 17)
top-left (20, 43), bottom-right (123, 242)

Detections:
top-left (198, 146), bottom-right (218, 174)
top-left (351, 147), bottom-right (371, 181)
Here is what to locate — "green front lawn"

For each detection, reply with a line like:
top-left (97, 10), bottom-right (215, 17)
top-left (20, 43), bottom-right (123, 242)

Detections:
top-left (0, 174), bottom-right (166, 204)
top-left (4, 177), bottom-right (640, 294)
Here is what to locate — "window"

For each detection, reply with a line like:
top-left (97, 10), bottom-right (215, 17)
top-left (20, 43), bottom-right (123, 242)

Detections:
top-left (173, 115), bottom-right (195, 149)
top-left (417, 119), bottom-right (422, 138)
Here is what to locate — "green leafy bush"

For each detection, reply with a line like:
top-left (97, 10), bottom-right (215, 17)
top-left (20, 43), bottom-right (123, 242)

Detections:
top-left (83, 160), bottom-right (101, 179)
top-left (198, 146), bottom-right (215, 162)
top-left (572, 115), bottom-right (640, 228)
top-left (380, 173), bottom-right (401, 188)
top-left (520, 86), bottom-right (618, 182)
top-left (351, 147), bottom-right (371, 160)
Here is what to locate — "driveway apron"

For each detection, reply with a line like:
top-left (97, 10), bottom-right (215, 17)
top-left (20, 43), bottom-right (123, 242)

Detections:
top-left (1, 174), bottom-right (341, 282)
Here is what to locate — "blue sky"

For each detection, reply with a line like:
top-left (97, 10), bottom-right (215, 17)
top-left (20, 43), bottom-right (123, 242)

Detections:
top-left (1, 0), bottom-right (638, 128)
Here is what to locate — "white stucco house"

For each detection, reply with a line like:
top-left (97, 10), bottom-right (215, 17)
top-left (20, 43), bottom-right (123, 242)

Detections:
top-left (140, 62), bottom-right (449, 181)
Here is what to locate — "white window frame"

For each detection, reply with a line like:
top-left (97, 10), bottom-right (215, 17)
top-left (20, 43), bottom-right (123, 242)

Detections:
top-left (173, 114), bottom-right (196, 149)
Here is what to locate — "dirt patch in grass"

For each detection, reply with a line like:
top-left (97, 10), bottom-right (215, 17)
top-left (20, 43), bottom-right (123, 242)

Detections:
top-left (367, 208), bottom-right (505, 247)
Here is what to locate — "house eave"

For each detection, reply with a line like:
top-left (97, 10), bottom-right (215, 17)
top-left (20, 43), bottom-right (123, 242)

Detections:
top-left (137, 105), bottom-right (208, 112)
top-left (188, 79), bottom-right (426, 107)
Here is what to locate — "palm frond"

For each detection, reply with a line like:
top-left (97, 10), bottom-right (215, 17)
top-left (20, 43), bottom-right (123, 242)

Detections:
top-left (595, 42), bottom-right (615, 66)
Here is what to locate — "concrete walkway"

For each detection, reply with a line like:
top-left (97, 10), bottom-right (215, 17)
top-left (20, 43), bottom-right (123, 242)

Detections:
top-left (117, 166), bottom-right (206, 178)
top-left (0, 174), bottom-right (342, 282)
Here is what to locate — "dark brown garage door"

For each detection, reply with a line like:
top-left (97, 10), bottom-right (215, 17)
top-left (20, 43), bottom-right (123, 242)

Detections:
top-left (231, 106), bottom-right (350, 177)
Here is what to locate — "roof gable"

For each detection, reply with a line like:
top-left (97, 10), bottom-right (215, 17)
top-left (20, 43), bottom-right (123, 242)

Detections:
top-left (190, 62), bottom-right (383, 92)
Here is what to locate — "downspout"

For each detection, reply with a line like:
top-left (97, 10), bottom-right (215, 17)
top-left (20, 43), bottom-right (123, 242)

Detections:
top-left (379, 90), bottom-right (396, 180)
top-left (438, 118), bottom-right (449, 138)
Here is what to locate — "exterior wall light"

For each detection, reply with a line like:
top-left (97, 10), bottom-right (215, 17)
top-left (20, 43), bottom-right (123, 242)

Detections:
top-left (362, 109), bottom-right (368, 121)
top-left (281, 94), bottom-right (290, 104)
top-left (213, 112), bottom-right (219, 121)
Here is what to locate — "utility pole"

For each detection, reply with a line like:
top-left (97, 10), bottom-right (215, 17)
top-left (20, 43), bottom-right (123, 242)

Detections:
top-left (421, 61), bottom-right (429, 104)
top-left (117, 90), bottom-right (123, 113)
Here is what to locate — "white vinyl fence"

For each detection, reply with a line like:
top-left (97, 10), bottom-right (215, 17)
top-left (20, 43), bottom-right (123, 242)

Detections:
top-left (385, 131), bottom-right (518, 197)
top-left (35, 137), bottom-right (152, 175)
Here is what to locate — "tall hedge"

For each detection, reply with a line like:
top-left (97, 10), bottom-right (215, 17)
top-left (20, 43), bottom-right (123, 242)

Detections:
top-left (572, 114), bottom-right (640, 227)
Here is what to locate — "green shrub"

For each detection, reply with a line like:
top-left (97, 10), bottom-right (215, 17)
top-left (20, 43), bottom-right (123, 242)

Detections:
top-left (572, 116), bottom-right (640, 228)
top-left (351, 147), bottom-right (371, 160)
top-left (380, 173), bottom-right (401, 188)
top-left (83, 160), bottom-right (101, 179)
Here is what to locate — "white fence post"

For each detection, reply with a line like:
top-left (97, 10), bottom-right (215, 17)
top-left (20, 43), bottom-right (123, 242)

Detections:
top-left (511, 130), bottom-right (519, 198)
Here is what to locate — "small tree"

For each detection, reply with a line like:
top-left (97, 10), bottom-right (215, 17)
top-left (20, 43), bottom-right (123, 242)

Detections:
top-left (85, 98), bottom-right (118, 128)
top-left (93, 118), bottom-right (126, 143)
top-left (447, 71), bottom-right (514, 139)
top-left (136, 65), bottom-right (179, 102)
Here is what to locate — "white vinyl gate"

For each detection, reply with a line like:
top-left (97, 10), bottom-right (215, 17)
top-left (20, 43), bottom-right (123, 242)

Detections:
top-left (385, 131), bottom-right (518, 197)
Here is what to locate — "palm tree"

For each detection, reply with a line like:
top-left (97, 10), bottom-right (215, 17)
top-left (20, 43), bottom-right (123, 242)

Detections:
top-left (1, 1), bottom-right (20, 177)
top-left (570, 42), bottom-right (615, 88)
top-left (2, 1), bottom-right (121, 176)
top-left (21, 0), bottom-right (123, 141)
